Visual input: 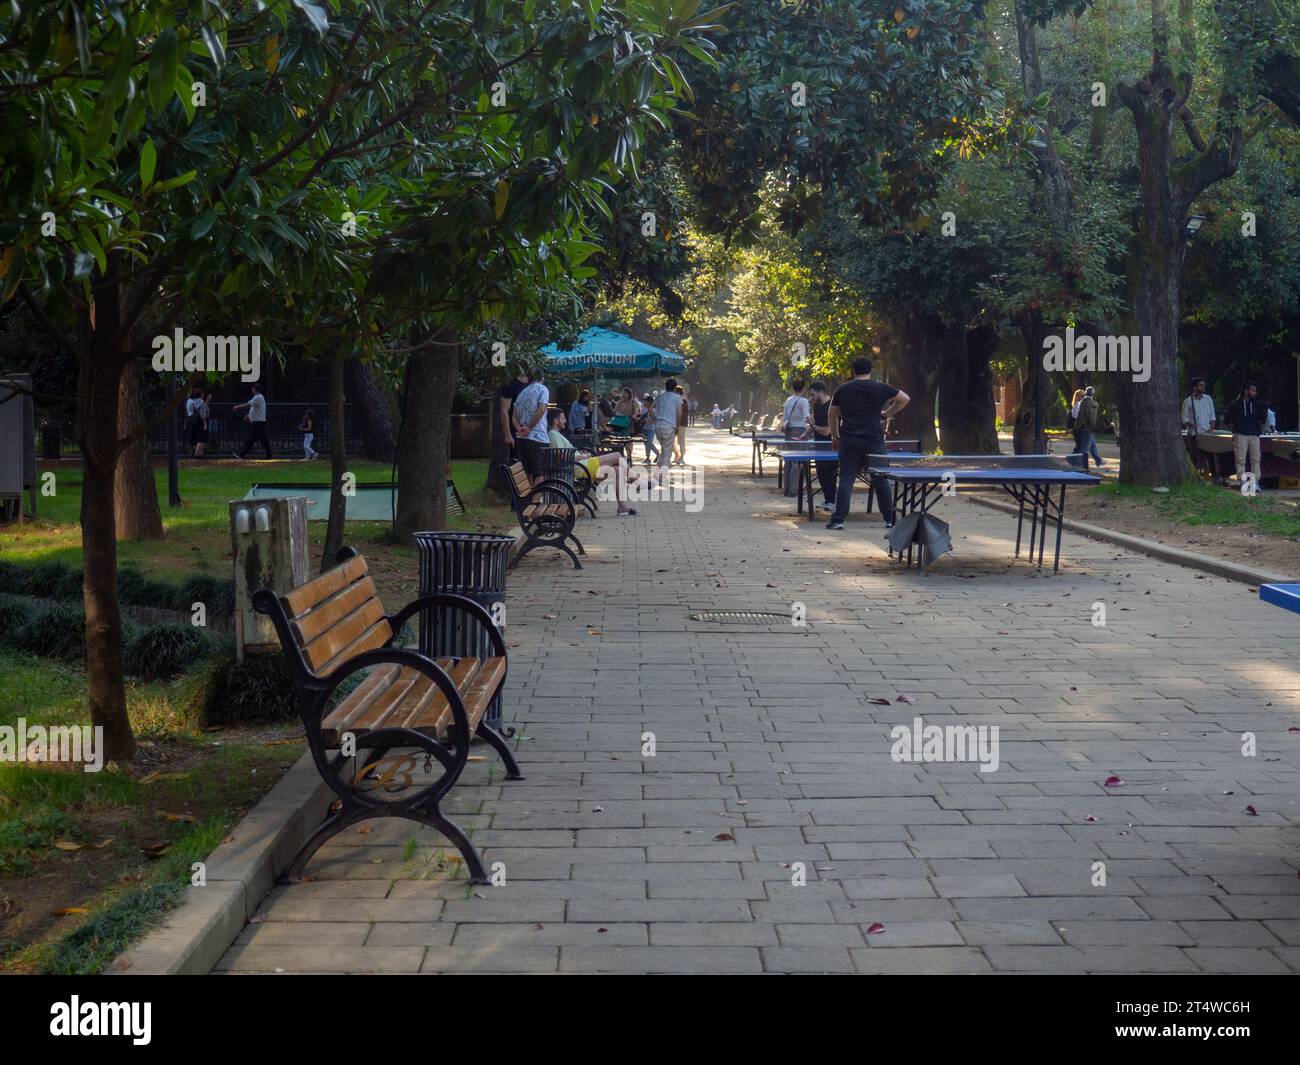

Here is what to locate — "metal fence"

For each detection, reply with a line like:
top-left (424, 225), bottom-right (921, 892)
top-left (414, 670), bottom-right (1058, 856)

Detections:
top-left (143, 402), bottom-right (362, 457)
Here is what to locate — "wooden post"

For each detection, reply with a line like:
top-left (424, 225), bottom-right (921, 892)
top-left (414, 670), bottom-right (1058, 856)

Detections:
top-left (230, 495), bottom-right (309, 660)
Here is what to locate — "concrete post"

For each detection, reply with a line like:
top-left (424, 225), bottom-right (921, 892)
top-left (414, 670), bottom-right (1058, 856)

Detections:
top-left (229, 496), bottom-right (309, 659)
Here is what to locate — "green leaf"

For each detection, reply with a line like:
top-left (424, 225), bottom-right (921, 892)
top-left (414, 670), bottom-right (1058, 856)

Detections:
top-left (148, 30), bottom-right (179, 114)
top-left (139, 139), bottom-right (157, 189)
top-left (191, 211), bottom-right (218, 240)
top-left (494, 179), bottom-right (509, 220)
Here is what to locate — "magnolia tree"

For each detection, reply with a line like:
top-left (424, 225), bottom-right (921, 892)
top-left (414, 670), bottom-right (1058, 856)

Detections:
top-left (0, 0), bottom-right (720, 760)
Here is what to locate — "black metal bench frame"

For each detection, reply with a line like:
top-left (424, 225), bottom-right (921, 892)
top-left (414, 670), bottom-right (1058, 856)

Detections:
top-left (502, 464), bottom-right (585, 569)
top-left (253, 548), bottom-right (524, 885)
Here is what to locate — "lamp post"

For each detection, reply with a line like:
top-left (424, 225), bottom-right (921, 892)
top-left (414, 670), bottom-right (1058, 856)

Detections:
top-left (1184, 214), bottom-right (1207, 240)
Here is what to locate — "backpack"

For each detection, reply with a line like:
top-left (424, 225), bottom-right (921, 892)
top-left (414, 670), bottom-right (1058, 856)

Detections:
top-left (1076, 397), bottom-right (1098, 431)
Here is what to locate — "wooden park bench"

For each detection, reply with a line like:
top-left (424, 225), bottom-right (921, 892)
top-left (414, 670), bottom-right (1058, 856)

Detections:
top-left (253, 548), bottom-right (523, 884)
top-left (501, 460), bottom-right (584, 569)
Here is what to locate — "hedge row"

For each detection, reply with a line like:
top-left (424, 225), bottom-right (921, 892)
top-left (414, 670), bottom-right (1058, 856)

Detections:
top-left (0, 560), bottom-right (235, 622)
top-left (0, 594), bottom-right (297, 726)
top-left (0, 595), bottom-right (216, 681)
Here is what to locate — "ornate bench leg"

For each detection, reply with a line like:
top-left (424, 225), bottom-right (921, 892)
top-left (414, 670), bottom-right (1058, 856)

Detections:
top-left (476, 719), bottom-right (524, 780)
top-left (281, 801), bottom-right (370, 883)
top-left (566, 531), bottom-right (585, 555)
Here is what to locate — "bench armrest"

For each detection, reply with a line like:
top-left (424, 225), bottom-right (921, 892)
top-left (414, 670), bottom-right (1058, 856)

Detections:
top-left (386, 593), bottom-right (507, 660)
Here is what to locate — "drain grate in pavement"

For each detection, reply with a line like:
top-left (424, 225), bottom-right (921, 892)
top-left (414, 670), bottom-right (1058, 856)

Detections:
top-left (689, 610), bottom-right (792, 625)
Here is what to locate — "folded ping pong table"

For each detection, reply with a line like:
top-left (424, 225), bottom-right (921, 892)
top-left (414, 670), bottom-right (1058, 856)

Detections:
top-left (865, 454), bottom-right (1101, 573)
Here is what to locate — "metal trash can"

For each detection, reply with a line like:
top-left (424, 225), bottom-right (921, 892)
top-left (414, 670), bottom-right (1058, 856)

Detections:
top-left (413, 532), bottom-right (515, 731)
top-left (538, 445), bottom-right (575, 489)
top-left (40, 421), bottom-right (61, 460)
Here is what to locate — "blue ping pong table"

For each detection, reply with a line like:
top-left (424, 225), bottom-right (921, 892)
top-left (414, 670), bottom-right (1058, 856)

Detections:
top-left (779, 448), bottom-right (923, 522)
top-left (765, 437), bottom-right (921, 486)
top-left (866, 455), bottom-right (1101, 573)
top-left (1259, 584), bottom-right (1300, 615)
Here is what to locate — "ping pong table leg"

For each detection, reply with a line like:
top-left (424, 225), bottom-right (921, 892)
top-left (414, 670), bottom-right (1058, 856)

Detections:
top-left (1027, 482), bottom-right (1043, 565)
top-left (1037, 483), bottom-right (1049, 567)
top-left (752, 439), bottom-right (757, 476)
top-left (1052, 483), bottom-right (1066, 573)
top-left (1013, 485), bottom-right (1025, 558)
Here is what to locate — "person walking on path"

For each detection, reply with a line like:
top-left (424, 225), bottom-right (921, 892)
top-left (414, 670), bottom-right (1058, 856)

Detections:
top-left (1225, 382), bottom-right (1267, 487)
top-left (512, 368), bottom-right (552, 486)
top-left (826, 356), bottom-right (908, 530)
top-left (299, 408), bottom-right (318, 459)
top-left (233, 384), bottom-right (273, 459)
top-left (1075, 387), bottom-right (1104, 467)
top-left (185, 387), bottom-right (209, 458)
top-left (499, 368), bottom-right (530, 462)
top-left (672, 384), bottom-right (689, 465)
top-left (651, 378), bottom-right (684, 472)
top-left (809, 380), bottom-right (837, 511)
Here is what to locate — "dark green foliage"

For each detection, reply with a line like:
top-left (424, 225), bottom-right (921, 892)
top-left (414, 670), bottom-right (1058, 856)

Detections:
top-left (122, 624), bottom-right (218, 680)
top-left (13, 604), bottom-right (85, 661)
top-left (173, 572), bottom-right (235, 621)
top-left (116, 566), bottom-right (176, 611)
top-left (0, 595), bottom-right (38, 645)
top-left (184, 650), bottom-right (297, 727)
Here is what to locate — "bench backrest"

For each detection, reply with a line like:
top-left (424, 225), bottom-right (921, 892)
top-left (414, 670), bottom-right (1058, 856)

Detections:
top-left (277, 553), bottom-right (393, 678)
top-left (506, 461), bottom-right (531, 502)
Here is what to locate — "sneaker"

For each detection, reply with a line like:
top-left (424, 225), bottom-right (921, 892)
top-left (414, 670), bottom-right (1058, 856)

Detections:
top-left (618, 508), bottom-right (638, 517)
top-left (883, 519), bottom-right (895, 529)
top-left (816, 501), bottom-right (833, 512)
top-left (825, 519), bottom-right (844, 530)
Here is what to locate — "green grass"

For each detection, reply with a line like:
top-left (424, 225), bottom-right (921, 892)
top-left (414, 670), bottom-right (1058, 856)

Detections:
top-left (0, 457), bottom-right (512, 575)
top-left (1090, 479), bottom-right (1300, 538)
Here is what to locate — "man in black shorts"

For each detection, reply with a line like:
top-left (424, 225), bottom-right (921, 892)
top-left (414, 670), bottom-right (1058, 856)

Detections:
top-left (499, 368), bottom-right (530, 461)
top-left (808, 381), bottom-right (836, 511)
top-left (826, 356), bottom-right (909, 530)
top-left (512, 368), bottom-right (551, 484)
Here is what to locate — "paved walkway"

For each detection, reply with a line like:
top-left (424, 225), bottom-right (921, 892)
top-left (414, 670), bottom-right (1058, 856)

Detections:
top-left (219, 431), bottom-right (1300, 973)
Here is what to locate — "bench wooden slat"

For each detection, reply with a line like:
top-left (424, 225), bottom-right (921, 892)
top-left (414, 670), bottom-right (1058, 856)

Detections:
top-left (319, 657), bottom-right (502, 744)
top-left (291, 575), bottom-right (382, 646)
top-left (283, 554), bottom-right (369, 617)
top-left (302, 596), bottom-right (393, 673)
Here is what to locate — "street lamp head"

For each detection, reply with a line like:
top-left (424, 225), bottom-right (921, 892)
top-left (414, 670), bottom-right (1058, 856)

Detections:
top-left (1185, 214), bottom-right (1207, 239)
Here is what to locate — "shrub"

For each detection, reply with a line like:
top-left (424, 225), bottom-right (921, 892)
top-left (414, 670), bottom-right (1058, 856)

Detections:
top-left (13, 604), bottom-right (86, 661)
top-left (183, 649), bottom-right (298, 727)
top-left (116, 566), bottom-right (175, 610)
top-left (23, 560), bottom-right (81, 600)
top-left (0, 560), bottom-right (24, 595)
top-left (173, 573), bottom-right (235, 622)
top-left (0, 595), bottom-right (38, 646)
top-left (122, 624), bottom-right (217, 681)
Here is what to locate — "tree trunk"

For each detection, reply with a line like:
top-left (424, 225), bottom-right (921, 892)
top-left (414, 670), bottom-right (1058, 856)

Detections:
top-left (321, 353), bottom-right (349, 570)
top-left (345, 357), bottom-right (398, 462)
top-left (1012, 310), bottom-right (1053, 454)
top-left (487, 393), bottom-right (510, 497)
top-left (394, 330), bottom-right (459, 542)
top-left (113, 358), bottom-right (164, 539)
top-left (937, 320), bottom-right (1000, 454)
top-left (1114, 11), bottom-right (1241, 485)
top-left (80, 276), bottom-right (137, 762)
top-left (884, 312), bottom-right (939, 451)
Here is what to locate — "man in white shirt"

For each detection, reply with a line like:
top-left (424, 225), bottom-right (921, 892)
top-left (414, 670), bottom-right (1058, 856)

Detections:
top-left (1180, 377), bottom-right (1216, 434)
top-left (512, 369), bottom-right (552, 484)
top-left (233, 384), bottom-right (273, 459)
top-left (650, 378), bottom-right (684, 471)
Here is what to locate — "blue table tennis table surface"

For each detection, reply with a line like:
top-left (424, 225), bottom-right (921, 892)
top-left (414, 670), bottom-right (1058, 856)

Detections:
top-left (1260, 583), bottom-right (1300, 614)
top-left (866, 466), bottom-right (1101, 485)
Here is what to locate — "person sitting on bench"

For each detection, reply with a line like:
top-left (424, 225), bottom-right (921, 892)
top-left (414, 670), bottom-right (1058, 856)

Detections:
top-left (548, 409), bottom-right (642, 516)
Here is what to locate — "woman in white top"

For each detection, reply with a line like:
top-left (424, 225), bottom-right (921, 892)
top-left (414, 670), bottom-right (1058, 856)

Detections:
top-left (783, 380), bottom-right (811, 439)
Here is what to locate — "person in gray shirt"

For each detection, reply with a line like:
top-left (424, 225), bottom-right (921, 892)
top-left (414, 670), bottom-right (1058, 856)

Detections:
top-left (651, 378), bottom-right (684, 471)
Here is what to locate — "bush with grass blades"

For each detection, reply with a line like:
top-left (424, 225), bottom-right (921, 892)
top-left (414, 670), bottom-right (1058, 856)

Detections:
top-left (183, 650), bottom-right (298, 727)
top-left (174, 573), bottom-right (235, 622)
top-left (122, 624), bottom-right (217, 680)
top-left (0, 595), bottom-right (38, 645)
top-left (13, 604), bottom-right (86, 661)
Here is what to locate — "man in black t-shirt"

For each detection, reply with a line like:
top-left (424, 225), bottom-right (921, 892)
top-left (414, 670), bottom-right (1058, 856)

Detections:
top-left (827, 356), bottom-right (910, 530)
top-left (809, 381), bottom-right (837, 510)
top-left (499, 369), bottom-right (530, 460)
